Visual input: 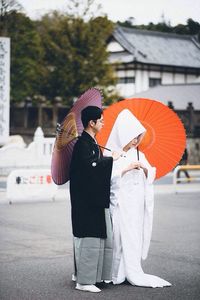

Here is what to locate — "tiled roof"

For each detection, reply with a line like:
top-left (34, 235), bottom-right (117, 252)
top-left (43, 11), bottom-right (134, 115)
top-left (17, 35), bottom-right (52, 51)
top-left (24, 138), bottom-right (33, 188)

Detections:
top-left (112, 26), bottom-right (200, 68)
top-left (131, 83), bottom-right (200, 109)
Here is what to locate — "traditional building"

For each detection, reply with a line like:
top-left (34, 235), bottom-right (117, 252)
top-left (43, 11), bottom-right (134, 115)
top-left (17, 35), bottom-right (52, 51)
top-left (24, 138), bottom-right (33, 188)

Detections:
top-left (107, 26), bottom-right (200, 97)
top-left (107, 27), bottom-right (200, 163)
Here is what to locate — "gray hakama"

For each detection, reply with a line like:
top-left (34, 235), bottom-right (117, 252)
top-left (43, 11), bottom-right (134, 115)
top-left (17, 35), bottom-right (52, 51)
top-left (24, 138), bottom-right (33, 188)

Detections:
top-left (73, 209), bottom-right (113, 284)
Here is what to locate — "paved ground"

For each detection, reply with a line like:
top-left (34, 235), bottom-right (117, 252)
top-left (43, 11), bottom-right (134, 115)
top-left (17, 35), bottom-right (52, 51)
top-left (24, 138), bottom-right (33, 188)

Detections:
top-left (0, 182), bottom-right (200, 300)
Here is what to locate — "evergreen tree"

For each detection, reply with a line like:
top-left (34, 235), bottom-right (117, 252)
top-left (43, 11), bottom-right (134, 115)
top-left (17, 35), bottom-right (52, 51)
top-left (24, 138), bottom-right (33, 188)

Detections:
top-left (38, 13), bottom-right (117, 106)
top-left (0, 11), bottom-right (45, 102)
top-left (187, 18), bottom-right (200, 35)
top-left (0, 0), bottom-right (23, 35)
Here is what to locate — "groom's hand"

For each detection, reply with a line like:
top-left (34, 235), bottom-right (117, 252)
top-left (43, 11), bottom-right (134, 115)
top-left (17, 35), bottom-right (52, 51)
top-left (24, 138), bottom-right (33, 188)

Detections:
top-left (112, 151), bottom-right (122, 161)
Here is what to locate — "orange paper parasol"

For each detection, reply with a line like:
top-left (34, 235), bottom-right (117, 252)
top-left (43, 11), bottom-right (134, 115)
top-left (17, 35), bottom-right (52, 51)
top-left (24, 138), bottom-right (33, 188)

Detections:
top-left (97, 98), bottom-right (186, 179)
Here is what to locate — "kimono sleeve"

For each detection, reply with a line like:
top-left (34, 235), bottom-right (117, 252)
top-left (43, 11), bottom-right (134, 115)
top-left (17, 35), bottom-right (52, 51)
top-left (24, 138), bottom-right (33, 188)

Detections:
top-left (140, 152), bottom-right (156, 260)
top-left (140, 151), bottom-right (156, 184)
top-left (109, 160), bottom-right (123, 216)
top-left (79, 140), bottom-right (114, 208)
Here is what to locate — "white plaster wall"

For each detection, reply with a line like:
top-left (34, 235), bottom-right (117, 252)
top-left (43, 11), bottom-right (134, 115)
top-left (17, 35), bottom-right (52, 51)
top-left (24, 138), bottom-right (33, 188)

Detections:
top-left (162, 73), bottom-right (174, 84)
top-left (174, 73), bottom-right (185, 84)
top-left (186, 74), bottom-right (199, 83)
top-left (117, 70), bottom-right (126, 77)
top-left (195, 76), bottom-right (200, 83)
top-left (126, 70), bottom-right (135, 76)
top-left (116, 69), bottom-right (136, 97)
top-left (149, 71), bottom-right (161, 78)
top-left (135, 70), bottom-right (150, 93)
top-left (141, 70), bottom-right (149, 91)
top-left (107, 41), bottom-right (124, 52)
top-left (135, 69), bottom-right (143, 93)
top-left (116, 83), bottom-right (136, 97)
top-left (115, 69), bottom-right (199, 98)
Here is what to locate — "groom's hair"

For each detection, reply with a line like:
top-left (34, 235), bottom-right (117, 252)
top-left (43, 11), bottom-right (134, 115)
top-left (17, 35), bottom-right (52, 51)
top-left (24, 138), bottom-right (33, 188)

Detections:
top-left (81, 106), bottom-right (102, 128)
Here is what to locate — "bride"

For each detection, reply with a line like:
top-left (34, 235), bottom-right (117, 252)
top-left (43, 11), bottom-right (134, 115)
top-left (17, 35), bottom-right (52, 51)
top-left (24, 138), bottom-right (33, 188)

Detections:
top-left (104, 109), bottom-right (171, 288)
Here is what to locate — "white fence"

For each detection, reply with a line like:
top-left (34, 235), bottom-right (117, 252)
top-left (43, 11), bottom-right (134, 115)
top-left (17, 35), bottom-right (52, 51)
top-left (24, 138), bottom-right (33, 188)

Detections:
top-left (0, 127), bottom-right (55, 176)
top-left (173, 165), bottom-right (200, 193)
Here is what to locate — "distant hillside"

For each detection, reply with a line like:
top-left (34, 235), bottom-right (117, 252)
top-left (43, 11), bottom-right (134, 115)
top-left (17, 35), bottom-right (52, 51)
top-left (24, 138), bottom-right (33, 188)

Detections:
top-left (117, 18), bottom-right (200, 37)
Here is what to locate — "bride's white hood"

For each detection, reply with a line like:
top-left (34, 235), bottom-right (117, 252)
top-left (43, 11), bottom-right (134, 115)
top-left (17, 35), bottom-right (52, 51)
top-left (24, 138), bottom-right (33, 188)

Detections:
top-left (105, 109), bottom-right (146, 152)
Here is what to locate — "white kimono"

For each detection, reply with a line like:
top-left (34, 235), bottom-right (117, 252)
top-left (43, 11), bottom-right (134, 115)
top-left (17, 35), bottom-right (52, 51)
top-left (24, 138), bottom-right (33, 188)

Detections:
top-left (105, 109), bottom-right (171, 288)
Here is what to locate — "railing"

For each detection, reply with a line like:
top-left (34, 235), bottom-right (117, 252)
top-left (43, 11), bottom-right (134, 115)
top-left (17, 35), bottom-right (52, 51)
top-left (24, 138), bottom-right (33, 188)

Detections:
top-left (173, 165), bottom-right (200, 192)
top-left (0, 127), bottom-right (55, 175)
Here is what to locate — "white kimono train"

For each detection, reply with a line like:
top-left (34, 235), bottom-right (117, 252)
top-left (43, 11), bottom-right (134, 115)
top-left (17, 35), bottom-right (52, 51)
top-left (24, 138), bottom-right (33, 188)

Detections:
top-left (105, 109), bottom-right (171, 288)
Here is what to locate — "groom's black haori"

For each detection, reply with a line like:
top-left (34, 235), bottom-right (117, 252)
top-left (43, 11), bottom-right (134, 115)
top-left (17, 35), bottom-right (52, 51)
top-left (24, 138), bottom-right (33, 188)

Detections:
top-left (70, 131), bottom-right (113, 237)
top-left (69, 106), bottom-right (113, 238)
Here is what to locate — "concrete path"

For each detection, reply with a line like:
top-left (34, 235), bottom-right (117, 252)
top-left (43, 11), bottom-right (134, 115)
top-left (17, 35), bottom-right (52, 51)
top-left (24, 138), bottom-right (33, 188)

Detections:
top-left (0, 185), bottom-right (200, 300)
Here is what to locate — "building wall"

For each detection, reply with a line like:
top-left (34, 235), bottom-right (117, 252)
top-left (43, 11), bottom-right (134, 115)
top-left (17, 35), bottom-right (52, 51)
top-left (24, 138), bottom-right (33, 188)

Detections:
top-left (115, 67), bottom-right (200, 97)
top-left (186, 74), bottom-right (199, 83)
top-left (162, 73), bottom-right (174, 84)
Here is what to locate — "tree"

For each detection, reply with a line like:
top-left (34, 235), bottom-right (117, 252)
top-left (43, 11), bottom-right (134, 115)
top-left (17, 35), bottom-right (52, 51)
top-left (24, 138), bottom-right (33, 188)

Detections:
top-left (0, 0), bottom-right (22, 17)
top-left (0, 11), bottom-right (45, 102)
top-left (0, 0), bottom-right (118, 105)
top-left (38, 12), bottom-right (117, 106)
top-left (66, 0), bottom-right (102, 19)
top-left (187, 18), bottom-right (200, 35)
top-left (173, 24), bottom-right (189, 35)
top-left (0, 0), bottom-right (23, 35)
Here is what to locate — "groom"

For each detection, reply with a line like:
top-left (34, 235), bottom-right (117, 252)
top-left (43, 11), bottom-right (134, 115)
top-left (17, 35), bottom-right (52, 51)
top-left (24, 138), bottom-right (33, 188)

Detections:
top-left (69, 106), bottom-right (120, 293)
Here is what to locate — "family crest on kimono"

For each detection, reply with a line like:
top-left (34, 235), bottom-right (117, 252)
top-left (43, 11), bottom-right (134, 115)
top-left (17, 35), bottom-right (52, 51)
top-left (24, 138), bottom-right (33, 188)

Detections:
top-left (69, 106), bottom-right (121, 293)
top-left (104, 109), bottom-right (171, 288)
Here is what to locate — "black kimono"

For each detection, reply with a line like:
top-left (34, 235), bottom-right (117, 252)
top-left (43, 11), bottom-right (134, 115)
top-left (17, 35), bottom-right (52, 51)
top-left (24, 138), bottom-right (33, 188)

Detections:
top-left (69, 131), bottom-right (113, 238)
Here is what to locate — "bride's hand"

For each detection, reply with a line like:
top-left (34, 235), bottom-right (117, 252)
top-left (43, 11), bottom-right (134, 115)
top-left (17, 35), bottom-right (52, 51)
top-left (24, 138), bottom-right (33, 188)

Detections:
top-left (128, 162), bottom-right (141, 170)
top-left (122, 162), bottom-right (141, 176)
top-left (137, 162), bottom-right (148, 178)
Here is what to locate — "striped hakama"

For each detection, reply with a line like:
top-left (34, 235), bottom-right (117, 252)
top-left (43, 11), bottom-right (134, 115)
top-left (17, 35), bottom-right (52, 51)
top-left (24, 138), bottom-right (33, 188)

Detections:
top-left (73, 209), bottom-right (113, 284)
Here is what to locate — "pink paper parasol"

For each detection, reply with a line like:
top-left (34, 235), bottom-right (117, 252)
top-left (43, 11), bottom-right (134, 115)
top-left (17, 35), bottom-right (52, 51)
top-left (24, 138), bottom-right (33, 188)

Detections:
top-left (51, 88), bottom-right (102, 185)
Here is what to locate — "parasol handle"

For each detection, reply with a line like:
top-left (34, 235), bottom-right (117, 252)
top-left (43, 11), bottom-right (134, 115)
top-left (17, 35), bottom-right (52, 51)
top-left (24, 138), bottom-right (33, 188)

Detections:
top-left (94, 142), bottom-right (126, 157)
top-left (94, 143), bottom-right (111, 152)
top-left (137, 147), bottom-right (140, 160)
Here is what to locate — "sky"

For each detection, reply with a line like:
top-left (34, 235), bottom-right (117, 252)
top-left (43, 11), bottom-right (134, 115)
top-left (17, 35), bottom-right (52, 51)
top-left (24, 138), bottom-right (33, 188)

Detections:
top-left (18, 0), bottom-right (200, 26)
